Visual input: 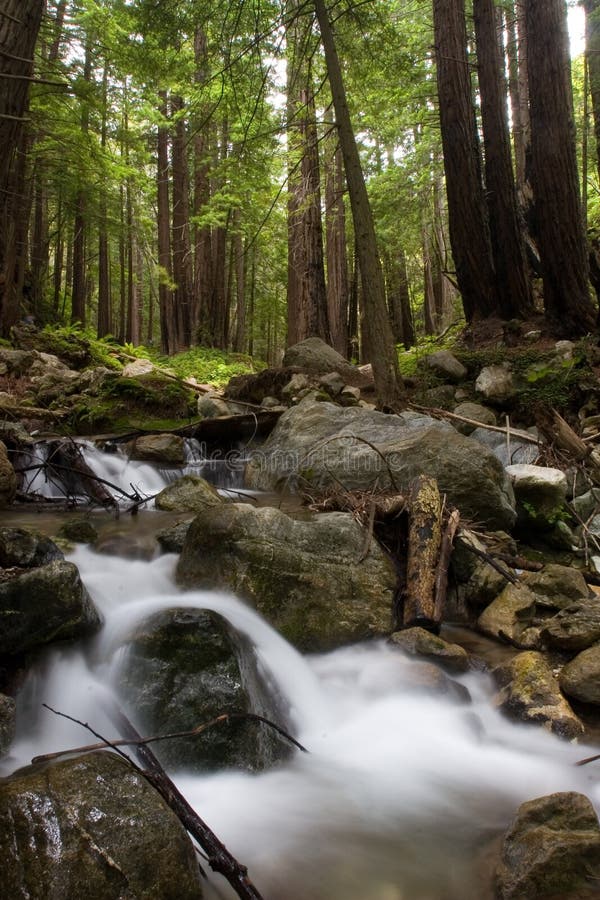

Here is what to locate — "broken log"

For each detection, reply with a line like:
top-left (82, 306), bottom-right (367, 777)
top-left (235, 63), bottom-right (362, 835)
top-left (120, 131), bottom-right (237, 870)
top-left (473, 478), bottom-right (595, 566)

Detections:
top-left (535, 405), bottom-right (589, 461)
top-left (403, 475), bottom-right (443, 631)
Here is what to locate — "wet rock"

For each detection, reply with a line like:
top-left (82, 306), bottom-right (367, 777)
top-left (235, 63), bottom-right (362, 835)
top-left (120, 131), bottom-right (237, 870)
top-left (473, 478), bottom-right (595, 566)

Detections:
top-left (156, 520), bottom-right (192, 553)
top-left (468, 424), bottom-right (539, 466)
top-left (93, 531), bottom-right (156, 561)
top-left (0, 693), bottom-right (16, 756)
top-left (450, 529), bottom-right (510, 610)
top-left (128, 433), bottom-right (186, 465)
top-left (477, 584), bottom-right (540, 648)
top-left (493, 651), bottom-right (583, 739)
top-left (475, 363), bottom-right (517, 404)
top-left (521, 564), bottom-right (590, 611)
top-left (177, 503), bottom-right (396, 652)
top-left (57, 517), bottom-right (99, 545)
top-left (119, 607), bottom-right (283, 772)
top-left (388, 627), bottom-right (470, 673)
top-left (0, 751), bottom-right (204, 900)
top-left (0, 560), bottom-right (101, 656)
top-left (571, 488), bottom-right (600, 521)
top-left (246, 397), bottom-right (516, 531)
top-left (155, 474), bottom-right (224, 513)
top-left (0, 441), bottom-right (16, 506)
top-left (424, 350), bottom-right (467, 382)
top-left (495, 792), bottom-right (600, 899)
top-left (0, 527), bottom-right (63, 568)
top-left (559, 643), bottom-right (600, 706)
top-left (505, 464), bottom-right (568, 531)
top-left (541, 599), bottom-right (600, 652)
top-left (31, 369), bottom-right (82, 405)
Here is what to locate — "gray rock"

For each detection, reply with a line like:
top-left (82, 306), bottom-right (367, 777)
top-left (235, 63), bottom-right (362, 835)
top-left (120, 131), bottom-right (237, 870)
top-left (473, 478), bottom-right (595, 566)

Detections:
top-left (0, 527), bottom-right (63, 568)
top-left (571, 488), bottom-right (600, 521)
top-left (0, 560), bottom-right (101, 656)
top-left (506, 464), bottom-right (568, 529)
top-left (0, 693), bottom-right (15, 756)
top-left (119, 608), bottom-right (282, 772)
top-left (128, 433), bottom-right (186, 466)
top-left (260, 395), bottom-right (283, 409)
top-left (478, 584), bottom-right (540, 648)
top-left (0, 441), bottom-right (16, 506)
top-left (388, 627), bottom-right (470, 673)
top-left (197, 392), bottom-right (231, 418)
top-left (177, 503), bottom-right (396, 652)
top-left (521, 564), bottom-right (590, 611)
top-left (30, 369), bottom-right (81, 404)
top-left (246, 398), bottom-right (516, 531)
top-left (469, 425), bottom-right (539, 466)
top-left (495, 792), bottom-right (600, 899)
top-left (424, 350), bottom-right (467, 382)
top-left (282, 336), bottom-right (361, 380)
top-left (452, 401), bottom-right (497, 435)
top-left (541, 599), bottom-right (600, 652)
top-left (0, 751), bottom-right (204, 900)
top-left (156, 520), bottom-right (192, 553)
top-left (559, 643), bottom-right (600, 705)
top-left (155, 474), bottom-right (224, 513)
top-left (493, 651), bottom-right (583, 739)
top-left (281, 372), bottom-right (310, 400)
top-left (0, 348), bottom-right (35, 376)
top-left (122, 357), bottom-right (155, 377)
top-left (339, 385), bottom-right (361, 405)
top-left (475, 364), bottom-right (517, 404)
top-left (319, 371), bottom-right (346, 396)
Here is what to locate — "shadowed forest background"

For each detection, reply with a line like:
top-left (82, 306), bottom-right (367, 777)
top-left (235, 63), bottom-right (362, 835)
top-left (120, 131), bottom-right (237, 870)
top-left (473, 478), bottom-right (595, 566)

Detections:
top-left (2, 0), bottom-right (600, 404)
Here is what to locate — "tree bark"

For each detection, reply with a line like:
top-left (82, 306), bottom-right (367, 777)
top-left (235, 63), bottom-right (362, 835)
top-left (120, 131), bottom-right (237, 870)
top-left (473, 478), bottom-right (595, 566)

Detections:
top-left (324, 105), bottom-right (349, 355)
top-left (193, 27), bottom-right (213, 346)
top-left (171, 95), bottom-right (194, 349)
top-left (525, 0), bottom-right (596, 335)
top-left (157, 91), bottom-right (176, 354)
top-left (474, 0), bottom-right (534, 319)
top-left (313, 0), bottom-right (404, 407)
top-left (433, 0), bottom-right (498, 322)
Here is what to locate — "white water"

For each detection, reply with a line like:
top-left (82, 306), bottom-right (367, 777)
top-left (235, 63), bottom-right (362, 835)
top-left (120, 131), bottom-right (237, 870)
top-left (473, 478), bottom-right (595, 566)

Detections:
top-left (4, 547), bottom-right (600, 900)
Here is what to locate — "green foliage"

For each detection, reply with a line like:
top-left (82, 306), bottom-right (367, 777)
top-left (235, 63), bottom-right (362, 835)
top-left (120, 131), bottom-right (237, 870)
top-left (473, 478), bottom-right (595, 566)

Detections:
top-left (152, 346), bottom-right (263, 387)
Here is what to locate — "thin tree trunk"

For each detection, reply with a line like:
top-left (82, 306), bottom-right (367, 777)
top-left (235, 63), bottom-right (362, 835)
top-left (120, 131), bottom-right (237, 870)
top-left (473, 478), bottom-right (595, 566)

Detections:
top-left (313, 0), bottom-right (404, 407)
top-left (193, 28), bottom-right (213, 346)
top-left (171, 94), bottom-right (194, 349)
top-left (324, 105), bottom-right (349, 355)
top-left (71, 40), bottom-right (93, 327)
top-left (97, 63), bottom-right (111, 338)
top-left (157, 91), bottom-right (176, 354)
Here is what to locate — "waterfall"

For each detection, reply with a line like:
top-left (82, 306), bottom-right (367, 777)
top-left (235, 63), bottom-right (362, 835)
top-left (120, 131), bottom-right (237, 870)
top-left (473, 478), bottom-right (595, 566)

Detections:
top-left (3, 545), bottom-right (600, 900)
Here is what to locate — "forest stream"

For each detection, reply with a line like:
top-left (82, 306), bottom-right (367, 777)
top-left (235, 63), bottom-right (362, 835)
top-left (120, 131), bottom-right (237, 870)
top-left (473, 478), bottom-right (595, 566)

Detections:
top-left (2, 445), bottom-right (600, 900)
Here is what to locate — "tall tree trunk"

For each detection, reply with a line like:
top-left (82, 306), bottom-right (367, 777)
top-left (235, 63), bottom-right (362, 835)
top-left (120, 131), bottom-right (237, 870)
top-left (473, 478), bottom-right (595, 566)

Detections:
top-left (584, 1), bottom-right (600, 184)
top-left (324, 106), bottom-right (349, 356)
top-left (233, 211), bottom-right (246, 353)
top-left (71, 40), bottom-right (93, 327)
top-left (193, 28), bottom-right (213, 345)
top-left (208, 119), bottom-right (230, 348)
top-left (474, 0), bottom-right (533, 319)
top-left (525, 0), bottom-right (596, 334)
top-left (313, 0), bottom-right (404, 407)
top-left (97, 64), bottom-right (111, 338)
top-left (286, 7), bottom-right (330, 347)
top-left (0, 0), bottom-right (45, 335)
top-left (433, 0), bottom-right (498, 322)
top-left (171, 95), bottom-right (194, 349)
top-left (157, 91), bottom-right (176, 354)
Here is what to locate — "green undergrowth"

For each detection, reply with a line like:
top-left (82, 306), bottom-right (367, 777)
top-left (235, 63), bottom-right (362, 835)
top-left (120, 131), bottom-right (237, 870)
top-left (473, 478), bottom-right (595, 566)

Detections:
top-left (151, 346), bottom-right (263, 387)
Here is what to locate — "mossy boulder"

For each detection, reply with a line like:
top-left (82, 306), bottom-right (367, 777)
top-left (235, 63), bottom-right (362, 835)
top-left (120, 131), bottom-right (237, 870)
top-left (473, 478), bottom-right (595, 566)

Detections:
top-left (176, 503), bottom-right (396, 652)
top-left (492, 651), bottom-right (583, 739)
top-left (0, 560), bottom-right (101, 656)
top-left (118, 608), bottom-right (282, 773)
top-left (478, 584), bottom-right (541, 648)
top-left (521, 565), bottom-right (590, 611)
top-left (155, 474), bottom-right (224, 513)
top-left (541, 599), bottom-right (600, 652)
top-left (495, 792), bottom-right (600, 899)
top-left (559, 643), bottom-right (600, 706)
top-left (57, 517), bottom-right (99, 545)
top-left (388, 627), bottom-right (470, 673)
top-left (0, 441), bottom-right (16, 506)
top-left (0, 693), bottom-right (15, 756)
top-left (0, 527), bottom-right (63, 568)
top-left (0, 751), bottom-right (204, 900)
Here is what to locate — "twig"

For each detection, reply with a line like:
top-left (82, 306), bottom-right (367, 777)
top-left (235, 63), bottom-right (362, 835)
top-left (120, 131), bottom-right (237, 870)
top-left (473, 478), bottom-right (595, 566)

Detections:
top-left (457, 530), bottom-right (519, 584)
top-left (575, 752), bottom-right (600, 767)
top-left (408, 402), bottom-right (540, 444)
top-left (32, 711), bottom-right (308, 764)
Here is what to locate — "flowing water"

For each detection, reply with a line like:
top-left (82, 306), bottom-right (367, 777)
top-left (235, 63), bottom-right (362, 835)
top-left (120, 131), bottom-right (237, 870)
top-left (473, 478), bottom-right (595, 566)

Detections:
top-left (3, 546), bottom-right (600, 900)
top-left (5, 443), bottom-right (600, 898)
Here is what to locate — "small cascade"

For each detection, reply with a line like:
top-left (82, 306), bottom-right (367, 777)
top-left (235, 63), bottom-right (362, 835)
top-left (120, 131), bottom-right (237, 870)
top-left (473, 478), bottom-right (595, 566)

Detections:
top-left (4, 546), bottom-right (600, 899)
top-left (16, 436), bottom-right (249, 506)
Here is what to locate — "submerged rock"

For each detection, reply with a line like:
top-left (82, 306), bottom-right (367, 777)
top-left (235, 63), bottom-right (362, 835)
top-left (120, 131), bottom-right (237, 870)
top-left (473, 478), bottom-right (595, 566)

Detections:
top-left (246, 397), bottom-right (516, 531)
top-left (495, 792), bottom-right (600, 899)
top-left (0, 560), bottom-right (101, 656)
top-left (177, 503), bottom-right (396, 652)
top-left (0, 751), bottom-right (203, 900)
top-left (388, 627), bottom-right (470, 673)
top-left (493, 651), bottom-right (583, 739)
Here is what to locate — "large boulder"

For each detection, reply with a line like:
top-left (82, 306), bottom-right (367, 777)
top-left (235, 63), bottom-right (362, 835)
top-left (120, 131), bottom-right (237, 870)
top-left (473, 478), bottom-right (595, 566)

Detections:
top-left (282, 336), bottom-right (363, 382)
top-left (0, 527), bottom-right (64, 568)
top-left (0, 751), bottom-right (203, 900)
top-left (492, 651), bottom-right (583, 739)
top-left (0, 442), bottom-right (16, 506)
top-left (505, 464), bottom-right (568, 530)
top-left (0, 560), bottom-right (101, 656)
top-left (477, 584), bottom-right (540, 648)
top-left (521, 564), bottom-right (590, 611)
top-left (424, 350), bottom-right (467, 382)
top-left (495, 792), bottom-right (600, 899)
top-left (176, 503), bottom-right (396, 652)
top-left (541, 599), bottom-right (600, 652)
top-left (559, 643), bottom-right (600, 706)
top-left (118, 607), bottom-right (283, 772)
top-left (245, 398), bottom-right (516, 531)
top-left (388, 627), bottom-right (470, 673)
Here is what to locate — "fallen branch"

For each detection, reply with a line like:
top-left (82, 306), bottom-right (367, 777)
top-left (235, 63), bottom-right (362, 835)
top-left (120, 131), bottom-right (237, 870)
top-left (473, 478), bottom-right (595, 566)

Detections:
top-left (32, 711), bottom-right (308, 764)
top-left (408, 402), bottom-right (540, 445)
top-left (457, 530), bottom-right (519, 585)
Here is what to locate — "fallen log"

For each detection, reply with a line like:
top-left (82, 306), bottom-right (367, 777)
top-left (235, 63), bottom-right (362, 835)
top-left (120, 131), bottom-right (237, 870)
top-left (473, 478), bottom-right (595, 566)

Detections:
top-left (403, 475), bottom-right (443, 631)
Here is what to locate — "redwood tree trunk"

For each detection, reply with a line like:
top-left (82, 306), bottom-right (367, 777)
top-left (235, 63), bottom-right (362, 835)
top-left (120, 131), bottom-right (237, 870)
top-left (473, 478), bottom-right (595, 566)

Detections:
top-left (525, 0), bottom-right (596, 334)
top-left (433, 0), bottom-right (498, 322)
top-left (157, 91), bottom-right (176, 354)
top-left (324, 106), bottom-right (349, 355)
